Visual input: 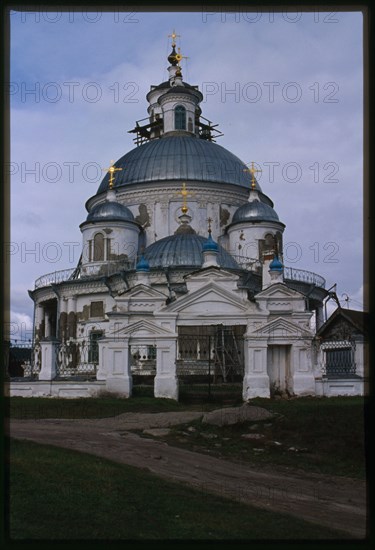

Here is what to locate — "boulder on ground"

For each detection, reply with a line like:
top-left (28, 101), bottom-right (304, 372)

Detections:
top-left (241, 433), bottom-right (264, 440)
top-left (143, 428), bottom-right (171, 437)
top-left (202, 404), bottom-right (274, 426)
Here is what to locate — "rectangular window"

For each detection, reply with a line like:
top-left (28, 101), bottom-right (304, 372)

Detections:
top-left (90, 301), bottom-right (104, 318)
top-left (175, 105), bottom-right (186, 130)
top-left (88, 331), bottom-right (103, 363)
top-left (93, 233), bottom-right (104, 261)
top-left (325, 348), bottom-right (356, 377)
top-left (147, 346), bottom-right (157, 360)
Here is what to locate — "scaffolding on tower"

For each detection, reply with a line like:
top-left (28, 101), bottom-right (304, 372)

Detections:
top-left (128, 114), bottom-right (223, 146)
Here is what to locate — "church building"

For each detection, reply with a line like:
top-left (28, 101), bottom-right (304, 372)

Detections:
top-left (9, 34), bottom-right (366, 400)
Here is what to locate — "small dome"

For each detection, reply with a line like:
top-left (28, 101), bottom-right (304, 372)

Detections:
top-left (164, 86), bottom-right (200, 97)
top-left (86, 201), bottom-right (135, 223)
top-left (168, 45), bottom-right (178, 66)
top-left (136, 255), bottom-right (150, 272)
top-left (202, 233), bottom-right (219, 252)
top-left (232, 199), bottom-right (281, 224)
top-left (269, 256), bottom-right (283, 272)
top-left (146, 80), bottom-right (196, 102)
top-left (143, 233), bottom-right (238, 270)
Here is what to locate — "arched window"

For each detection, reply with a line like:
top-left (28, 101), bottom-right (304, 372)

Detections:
top-left (174, 105), bottom-right (186, 130)
top-left (264, 233), bottom-right (274, 250)
top-left (93, 233), bottom-right (105, 261)
top-left (275, 231), bottom-right (283, 255)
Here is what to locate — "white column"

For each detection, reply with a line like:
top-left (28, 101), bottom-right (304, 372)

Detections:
top-left (38, 340), bottom-right (58, 380)
top-left (35, 304), bottom-right (44, 340)
top-left (35, 303), bottom-right (43, 325)
top-left (67, 296), bottom-right (77, 339)
top-left (97, 338), bottom-right (107, 380)
top-left (262, 257), bottom-right (273, 289)
top-left (242, 339), bottom-right (270, 399)
top-left (44, 311), bottom-right (51, 338)
top-left (154, 338), bottom-right (178, 400)
top-left (354, 340), bottom-right (364, 378)
top-left (59, 298), bottom-right (68, 340)
top-left (292, 344), bottom-right (316, 396)
top-left (105, 337), bottom-right (132, 397)
top-left (67, 296), bottom-right (76, 314)
top-left (59, 297), bottom-right (67, 315)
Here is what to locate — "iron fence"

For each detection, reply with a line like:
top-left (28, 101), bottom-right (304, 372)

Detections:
top-left (55, 339), bottom-right (98, 379)
top-left (320, 340), bottom-right (357, 377)
top-left (6, 341), bottom-right (39, 379)
top-left (130, 345), bottom-right (156, 387)
top-left (34, 260), bottom-right (136, 289)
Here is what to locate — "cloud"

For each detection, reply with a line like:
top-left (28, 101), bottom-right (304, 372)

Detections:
top-left (9, 311), bottom-right (34, 342)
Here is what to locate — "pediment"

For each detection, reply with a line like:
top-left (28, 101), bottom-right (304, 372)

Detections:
top-left (164, 281), bottom-right (250, 314)
top-left (256, 283), bottom-right (304, 300)
top-left (184, 267), bottom-right (239, 282)
top-left (112, 318), bottom-right (174, 337)
top-left (250, 316), bottom-right (312, 338)
top-left (114, 284), bottom-right (167, 313)
top-left (121, 284), bottom-right (167, 301)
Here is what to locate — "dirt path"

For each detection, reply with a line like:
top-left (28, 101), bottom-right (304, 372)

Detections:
top-left (8, 414), bottom-right (367, 539)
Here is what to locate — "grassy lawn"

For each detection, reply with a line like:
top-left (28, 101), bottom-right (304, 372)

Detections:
top-left (141, 397), bottom-right (367, 479)
top-left (7, 438), bottom-right (348, 540)
top-left (5, 393), bottom-right (215, 419)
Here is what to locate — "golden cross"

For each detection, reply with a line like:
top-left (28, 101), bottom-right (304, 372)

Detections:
top-left (244, 161), bottom-right (262, 190)
top-left (207, 217), bottom-right (213, 234)
top-left (176, 182), bottom-right (194, 214)
top-left (103, 159), bottom-right (122, 189)
top-left (168, 29), bottom-right (180, 46)
top-left (175, 47), bottom-right (189, 64)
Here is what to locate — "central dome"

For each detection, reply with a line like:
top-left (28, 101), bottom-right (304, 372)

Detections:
top-left (97, 136), bottom-right (261, 193)
top-left (143, 233), bottom-right (239, 270)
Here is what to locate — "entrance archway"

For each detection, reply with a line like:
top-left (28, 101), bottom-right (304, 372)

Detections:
top-left (177, 325), bottom-right (245, 402)
top-left (267, 345), bottom-right (293, 397)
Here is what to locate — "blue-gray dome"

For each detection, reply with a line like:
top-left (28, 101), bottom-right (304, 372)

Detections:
top-left (202, 233), bottom-right (219, 252)
top-left (143, 233), bottom-right (238, 270)
top-left (96, 136), bottom-right (262, 193)
top-left (269, 256), bottom-right (283, 271)
top-left (232, 199), bottom-right (281, 224)
top-left (136, 255), bottom-right (150, 272)
top-left (86, 201), bottom-right (135, 223)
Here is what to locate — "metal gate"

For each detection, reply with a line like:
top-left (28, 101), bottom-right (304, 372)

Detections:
top-left (130, 344), bottom-right (156, 396)
top-left (176, 325), bottom-right (245, 402)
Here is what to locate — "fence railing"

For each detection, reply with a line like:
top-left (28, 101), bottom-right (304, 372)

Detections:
top-left (35, 268), bottom-right (76, 289)
top-left (34, 260), bottom-right (136, 289)
top-left (34, 257), bottom-right (326, 290)
top-left (7, 341), bottom-right (39, 378)
top-left (284, 266), bottom-right (326, 288)
top-left (55, 339), bottom-right (98, 378)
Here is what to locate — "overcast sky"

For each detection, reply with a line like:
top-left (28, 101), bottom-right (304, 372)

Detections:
top-left (9, 8), bottom-right (364, 341)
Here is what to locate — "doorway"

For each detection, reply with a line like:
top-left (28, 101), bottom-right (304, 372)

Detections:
top-left (267, 345), bottom-right (293, 397)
